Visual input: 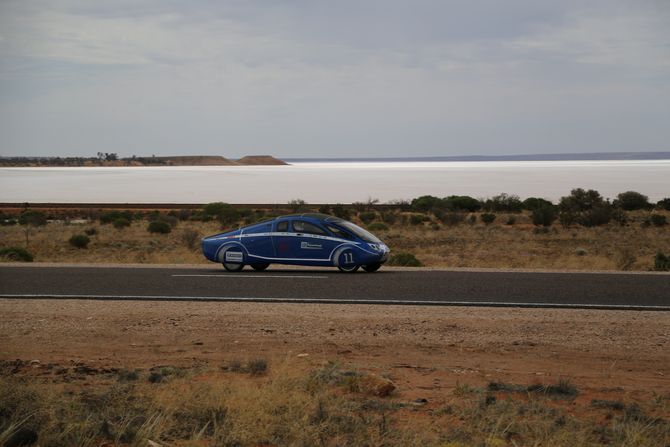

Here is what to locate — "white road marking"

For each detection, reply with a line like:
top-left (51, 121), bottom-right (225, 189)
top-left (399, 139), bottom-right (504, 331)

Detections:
top-left (171, 274), bottom-right (328, 279)
top-left (0, 294), bottom-right (668, 311)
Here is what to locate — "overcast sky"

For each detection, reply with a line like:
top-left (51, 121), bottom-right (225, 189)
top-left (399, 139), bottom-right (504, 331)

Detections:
top-left (0, 0), bottom-right (668, 158)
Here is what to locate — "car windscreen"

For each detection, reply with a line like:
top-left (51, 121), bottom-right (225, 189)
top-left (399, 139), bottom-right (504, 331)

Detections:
top-left (338, 221), bottom-right (382, 243)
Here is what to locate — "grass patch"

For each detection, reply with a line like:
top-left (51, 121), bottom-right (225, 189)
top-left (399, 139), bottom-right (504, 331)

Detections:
top-left (0, 246), bottom-right (33, 262)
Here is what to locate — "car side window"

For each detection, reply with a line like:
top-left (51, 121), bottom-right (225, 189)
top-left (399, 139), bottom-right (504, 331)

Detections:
top-left (326, 224), bottom-right (355, 240)
top-left (292, 220), bottom-right (327, 235)
top-left (276, 221), bottom-right (288, 232)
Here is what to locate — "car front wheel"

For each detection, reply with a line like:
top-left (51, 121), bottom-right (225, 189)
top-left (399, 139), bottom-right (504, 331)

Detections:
top-left (362, 263), bottom-right (381, 273)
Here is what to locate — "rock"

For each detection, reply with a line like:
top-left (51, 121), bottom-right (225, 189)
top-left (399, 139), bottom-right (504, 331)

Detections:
top-left (359, 374), bottom-right (396, 397)
top-left (4, 427), bottom-right (38, 447)
top-left (297, 353), bottom-right (309, 358)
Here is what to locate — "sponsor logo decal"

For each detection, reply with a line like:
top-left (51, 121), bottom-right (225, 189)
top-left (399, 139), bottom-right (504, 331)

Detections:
top-left (225, 251), bottom-right (244, 262)
top-left (301, 242), bottom-right (323, 250)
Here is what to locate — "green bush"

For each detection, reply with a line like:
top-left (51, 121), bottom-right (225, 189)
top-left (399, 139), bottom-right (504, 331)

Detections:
top-left (480, 213), bottom-right (496, 225)
top-left (100, 211), bottom-right (132, 224)
top-left (411, 195), bottom-right (443, 212)
top-left (615, 191), bottom-right (650, 210)
top-left (579, 206), bottom-right (612, 227)
top-left (532, 206), bottom-right (557, 227)
top-left (381, 211), bottom-right (397, 225)
top-left (657, 198), bottom-right (670, 211)
top-left (68, 234), bottom-right (90, 249)
top-left (147, 221), bottom-right (171, 234)
top-left (0, 247), bottom-right (34, 262)
top-left (18, 210), bottom-right (47, 226)
top-left (654, 252), bottom-right (670, 271)
top-left (559, 188), bottom-right (605, 212)
top-left (484, 193), bottom-right (523, 212)
top-left (409, 214), bottom-right (426, 225)
top-left (650, 214), bottom-right (667, 227)
top-left (0, 211), bottom-right (17, 226)
top-left (367, 222), bottom-right (389, 232)
top-left (318, 204), bottom-right (330, 215)
top-left (444, 195), bottom-right (482, 212)
top-left (522, 197), bottom-right (554, 211)
top-left (331, 204), bottom-right (351, 220)
top-left (112, 217), bottom-right (131, 229)
top-left (388, 252), bottom-right (422, 267)
top-left (358, 211), bottom-right (376, 224)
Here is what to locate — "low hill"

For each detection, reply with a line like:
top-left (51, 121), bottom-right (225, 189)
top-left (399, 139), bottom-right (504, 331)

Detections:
top-left (235, 155), bottom-right (288, 165)
top-left (156, 156), bottom-right (238, 166)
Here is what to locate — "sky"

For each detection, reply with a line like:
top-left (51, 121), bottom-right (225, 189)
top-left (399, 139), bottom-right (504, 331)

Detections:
top-left (0, 0), bottom-right (669, 158)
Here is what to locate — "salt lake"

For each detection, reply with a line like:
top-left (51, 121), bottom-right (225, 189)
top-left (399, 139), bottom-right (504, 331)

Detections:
top-left (1, 160), bottom-right (668, 204)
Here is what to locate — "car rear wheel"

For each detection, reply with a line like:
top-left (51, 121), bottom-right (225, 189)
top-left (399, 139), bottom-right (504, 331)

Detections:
top-left (223, 261), bottom-right (244, 272)
top-left (362, 263), bottom-right (381, 273)
top-left (251, 263), bottom-right (270, 271)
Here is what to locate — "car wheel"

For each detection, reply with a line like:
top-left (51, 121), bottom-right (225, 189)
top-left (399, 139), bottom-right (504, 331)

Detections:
top-left (223, 261), bottom-right (244, 272)
top-left (251, 263), bottom-right (270, 271)
top-left (336, 248), bottom-right (359, 273)
top-left (362, 263), bottom-right (381, 273)
top-left (221, 248), bottom-right (245, 272)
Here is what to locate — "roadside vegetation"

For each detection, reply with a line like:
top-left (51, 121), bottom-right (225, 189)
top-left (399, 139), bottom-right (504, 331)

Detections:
top-left (0, 189), bottom-right (668, 270)
top-left (1, 360), bottom-right (668, 446)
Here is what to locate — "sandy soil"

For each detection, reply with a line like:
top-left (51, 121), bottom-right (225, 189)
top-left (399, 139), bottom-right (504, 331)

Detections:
top-left (1, 299), bottom-right (668, 407)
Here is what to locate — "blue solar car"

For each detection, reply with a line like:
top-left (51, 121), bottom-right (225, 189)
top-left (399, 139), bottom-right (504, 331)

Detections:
top-left (201, 213), bottom-right (390, 272)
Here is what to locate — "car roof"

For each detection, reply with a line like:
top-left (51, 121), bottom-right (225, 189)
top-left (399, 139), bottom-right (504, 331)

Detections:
top-left (242, 213), bottom-right (345, 229)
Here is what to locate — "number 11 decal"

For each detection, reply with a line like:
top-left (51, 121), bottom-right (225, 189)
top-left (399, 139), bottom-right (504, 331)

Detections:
top-left (343, 252), bottom-right (354, 264)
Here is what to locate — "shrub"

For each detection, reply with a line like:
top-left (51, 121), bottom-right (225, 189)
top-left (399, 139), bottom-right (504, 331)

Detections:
top-left (331, 204), bottom-right (351, 220)
top-left (358, 211), bottom-right (376, 224)
top-left (367, 222), bottom-right (389, 232)
top-left (388, 252), bottom-right (422, 267)
top-left (444, 195), bottom-right (481, 212)
top-left (288, 199), bottom-right (308, 213)
top-left (203, 202), bottom-right (240, 226)
top-left (248, 359), bottom-right (268, 376)
top-left (18, 210), bottom-right (47, 226)
top-left (579, 206), bottom-right (612, 227)
top-left (409, 214), bottom-right (426, 225)
top-left (318, 204), bottom-right (330, 215)
top-left (112, 217), bottom-right (131, 229)
top-left (380, 211), bottom-right (397, 225)
top-left (0, 247), bottom-right (33, 262)
top-left (559, 188), bottom-right (605, 212)
top-left (84, 227), bottom-right (98, 236)
top-left (180, 228), bottom-right (200, 249)
top-left (147, 221), bottom-right (171, 234)
top-left (99, 211), bottom-right (132, 224)
top-left (439, 212), bottom-right (465, 226)
top-left (522, 197), bottom-right (554, 211)
top-left (484, 193), bottom-right (523, 212)
top-left (0, 211), bottom-right (17, 226)
top-left (480, 213), bottom-right (496, 225)
top-left (612, 208), bottom-right (628, 226)
top-left (411, 195), bottom-right (443, 212)
top-left (654, 252), bottom-right (670, 271)
top-left (69, 234), bottom-right (90, 249)
top-left (657, 198), bottom-right (670, 211)
top-left (650, 214), bottom-right (667, 227)
top-left (532, 206), bottom-right (557, 227)
top-left (615, 191), bottom-right (650, 210)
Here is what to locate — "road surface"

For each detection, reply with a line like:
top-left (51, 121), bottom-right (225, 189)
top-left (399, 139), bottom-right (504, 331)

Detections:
top-left (1, 265), bottom-right (669, 310)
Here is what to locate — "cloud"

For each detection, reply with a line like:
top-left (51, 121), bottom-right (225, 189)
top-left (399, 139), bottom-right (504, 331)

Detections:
top-left (0, 0), bottom-right (668, 157)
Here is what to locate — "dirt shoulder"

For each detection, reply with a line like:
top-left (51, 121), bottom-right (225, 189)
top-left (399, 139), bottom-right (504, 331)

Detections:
top-left (1, 299), bottom-right (668, 397)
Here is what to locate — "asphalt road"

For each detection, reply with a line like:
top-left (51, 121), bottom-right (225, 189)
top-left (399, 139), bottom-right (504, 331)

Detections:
top-left (1, 265), bottom-right (669, 310)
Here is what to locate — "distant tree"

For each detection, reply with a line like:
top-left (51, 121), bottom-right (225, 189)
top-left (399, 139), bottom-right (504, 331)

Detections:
top-left (443, 195), bottom-right (482, 212)
top-left (657, 198), bottom-right (670, 211)
top-left (411, 195), bottom-right (443, 212)
top-left (531, 206), bottom-right (557, 227)
top-left (614, 191), bottom-right (650, 210)
top-left (523, 197), bottom-right (554, 211)
top-left (480, 213), bottom-right (496, 225)
top-left (559, 188), bottom-right (612, 227)
top-left (19, 210), bottom-right (47, 247)
top-left (483, 193), bottom-right (523, 213)
top-left (288, 199), bottom-right (307, 213)
top-left (559, 188), bottom-right (605, 212)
